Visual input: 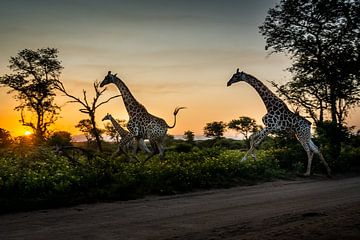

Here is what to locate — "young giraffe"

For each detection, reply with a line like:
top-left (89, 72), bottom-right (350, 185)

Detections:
top-left (100, 71), bottom-right (185, 160)
top-left (227, 69), bottom-right (331, 177)
top-left (102, 113), bottom-right (150, 157)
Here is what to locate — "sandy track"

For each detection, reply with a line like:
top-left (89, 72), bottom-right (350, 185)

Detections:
top-left (1, 176), bottom-right (360, 240)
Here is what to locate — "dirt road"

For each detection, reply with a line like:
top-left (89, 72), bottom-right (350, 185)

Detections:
top-left (1, 176), bottom-right (360, 240)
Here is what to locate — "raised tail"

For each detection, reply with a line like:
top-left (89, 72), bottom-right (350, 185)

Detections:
top-left (167, 107), bottom-right (186, 129)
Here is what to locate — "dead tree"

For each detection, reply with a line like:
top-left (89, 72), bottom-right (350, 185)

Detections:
top-left (55, 80), bottom-right (120, 152)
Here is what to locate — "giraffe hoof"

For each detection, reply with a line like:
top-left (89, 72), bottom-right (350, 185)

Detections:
top-left (302, 173), bottom-right (310, 177)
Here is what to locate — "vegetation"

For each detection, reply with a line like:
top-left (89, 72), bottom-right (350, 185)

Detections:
top-left (184, 130), bottom-right (195, 143)
top-left (0, 126), bottom-right (359, 214)
top-left (54, 80), bottom-right (120, 152)
top-left (0, 143), bottom-right (285, 214)
top-left (0, 48), bottom-right (63, 143)
top-left (228, 116), bottom-right (262, 147)
top-left (203, 121), bottom-right (227, 139)
top-left (1, 0), bottom-right (360, 213)
top-left (259, 0), bottom-right (360, 158)
top-left (0, 128), bottom-right (13, 148)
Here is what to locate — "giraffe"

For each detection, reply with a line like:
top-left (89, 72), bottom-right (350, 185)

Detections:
top-left (100, 71), bottom-right (185, 160)
top-left (227, 69), bottom-right (331, 177)
top-left (102, 113), bottom-right (150, 157)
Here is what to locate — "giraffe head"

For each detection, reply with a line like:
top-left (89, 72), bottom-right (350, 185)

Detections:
top-left (227, 68), bottom-right (247, 86)
top-left (100, 71), bottom-right (117, 87)
top-left (102, 113), bottom-right (112, 121)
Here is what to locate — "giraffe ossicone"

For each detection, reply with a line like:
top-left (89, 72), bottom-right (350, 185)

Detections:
top-left (227, 69), bottom-right (331, 177)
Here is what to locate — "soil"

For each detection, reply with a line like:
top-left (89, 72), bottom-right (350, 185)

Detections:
top-left (1, 175), bottom-right (360, 240)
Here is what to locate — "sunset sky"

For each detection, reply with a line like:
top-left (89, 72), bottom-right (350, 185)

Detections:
top-left (1, 0), bottom-right (359, 138)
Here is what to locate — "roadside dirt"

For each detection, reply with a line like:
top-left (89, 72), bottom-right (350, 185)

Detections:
top-left (1, 175), bottom-right (359, 240)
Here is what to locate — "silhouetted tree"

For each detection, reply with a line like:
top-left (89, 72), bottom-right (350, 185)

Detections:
top-left (0, 48), bottom-right (63, 143)
top-left (184, 130), bottom-right (195, 143)
top-left (228, 116), bottom-right (262, 147)
top-left (204, 121), bottom-right (227, 139)
top-left (75, 119), bottom-right (105, 147)
top-left (75, 119), bottom-right (94, 144)
top-left (55, 80), bottom-right (120, 152)
top-left (0, 128), bottom-right (13, 148)
top-left (259, 0), bottom-right (360, 158)
top-left (47, 131), bottom-right (72, 147)
top-left (228, 116), bottom-right (261, 140)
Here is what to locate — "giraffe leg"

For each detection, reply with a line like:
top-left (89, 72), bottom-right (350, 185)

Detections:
top-left (242, 128), bottom-right (270, 161)
top-left (309, 140), bottom-right (332, 177)
top-left (157, 141), bottom-right (165, 160)
top-left (114, 134), bottom-right (138, 161)
top-left (138, 138), bottom-right (151, 154)
top-left (296, 135), bottom-right (315, 177)
top-left (242, 132), bottom-right (259, 161)
top-left (303, 146), bottom-right (314, 177)
top-left (143, 140), bottom-right (159, 163)
top-left (112, 144), bottom-right (130, 160)
top-left (130, 138), bottom-right (138, 155)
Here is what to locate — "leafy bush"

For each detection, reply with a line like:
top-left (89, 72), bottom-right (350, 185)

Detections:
top-left (4, 141), bottom-right (358, 214)
top-left (47, 131), bottom-right (72, 147)
top-left (0, 146), bottom-right (287, 213)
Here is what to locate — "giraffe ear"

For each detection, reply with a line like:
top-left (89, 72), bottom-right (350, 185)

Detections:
top-left (236, 68), bottom-right (239, 73)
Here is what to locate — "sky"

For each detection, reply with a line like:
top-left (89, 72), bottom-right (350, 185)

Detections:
top-left (0, 0), bottom-right (359, 138)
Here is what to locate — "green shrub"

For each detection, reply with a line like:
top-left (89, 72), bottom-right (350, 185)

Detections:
top-left (0, 146), bottom-right (294, 213)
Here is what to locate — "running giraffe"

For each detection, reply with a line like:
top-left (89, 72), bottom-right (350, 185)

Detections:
top-left (100, 71), bottom-right (185, 160)
top-left (102, 113), bottom-right (150, 157)
top-left (227, 69), bottom-right (331, 177)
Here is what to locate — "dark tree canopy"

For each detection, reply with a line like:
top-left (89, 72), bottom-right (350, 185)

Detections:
top-left (259, 0), bottom-right (360, 126)
top-left (228, 116), bottom-right (261, 141)
top-left (0, 48), bottom-right (63, 143)
top-left (0, 128), bottom-right (13, 148)
top-left (75, 119), bottom-right (104, 144)
top-left (204, 121), bottom-right (227, 139)
top-left (47, 131), bottom-right (72, 147)
top-left (184, 130), bottom-right (195, 143)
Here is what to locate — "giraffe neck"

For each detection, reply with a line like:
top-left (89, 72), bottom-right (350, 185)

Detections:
top-left (112, 77), bottom-right (148, 117)
top-left (109, 115), bottom-right (128, 135)
top-left (243, 74), bottom-right (288, 112)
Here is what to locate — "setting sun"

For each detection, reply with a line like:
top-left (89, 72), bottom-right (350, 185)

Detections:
top-left (24, 131), bottom-right (32, 136)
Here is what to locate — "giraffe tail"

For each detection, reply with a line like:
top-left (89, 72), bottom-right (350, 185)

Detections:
top-left (167, 107), bottom-right (186, 129)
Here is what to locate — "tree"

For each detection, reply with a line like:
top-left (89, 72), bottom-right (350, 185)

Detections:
top-left (0, 128), bottom-right (13, 148)
top-left (184, 130), bottom-right (195, 143)
top-left (203, 121), bottom-right (227, 139)
top-left (75, 119), bottom-right (105, 146)
top-left (47, 131), bottom-right (72, 147)
top-left (75, 119), bottom-right (94, 144)
top-left (55, 80), bottom-right (120, 152)
top-left (259, 0), bottom-right (360, 157)
top-left (228, 116), bottom-right (261, 146)
top-left (0, 48), bottom-right (63, 143)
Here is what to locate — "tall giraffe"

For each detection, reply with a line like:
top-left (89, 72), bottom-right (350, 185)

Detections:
top-left (100, 71), bottom-right (185, 160)
top-left (102, 113), bottom-right (150, 157)
top-left (227, 69), bottom-right (331, 177)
